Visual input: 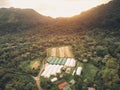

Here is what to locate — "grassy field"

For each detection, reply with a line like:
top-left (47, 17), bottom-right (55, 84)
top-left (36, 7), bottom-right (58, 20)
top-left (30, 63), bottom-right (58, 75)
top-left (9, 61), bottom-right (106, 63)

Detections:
top-left (77, 62), bottom-right (98, 82)
top-left (19, 58), bottom-right (41, 75)
top-left (47, 46), bottom-right (74, 58)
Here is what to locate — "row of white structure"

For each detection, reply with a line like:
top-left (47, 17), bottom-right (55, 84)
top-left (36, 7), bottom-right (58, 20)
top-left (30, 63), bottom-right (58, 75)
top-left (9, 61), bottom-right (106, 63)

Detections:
top-left (65, 58), bottom-right (76, 67)
top-left (72, 67), bottom-right (82, 76)
top-left (41, 58), bottom-right (77, 78)
top-left (76, 67), bottom-right (82, 75)
top-left (41, 64), bottom-right (63, 78)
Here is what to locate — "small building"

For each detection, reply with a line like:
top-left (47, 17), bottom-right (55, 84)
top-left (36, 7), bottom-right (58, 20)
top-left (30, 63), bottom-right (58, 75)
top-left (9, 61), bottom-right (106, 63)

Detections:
top-left (58, 82), bottom-right (69, 90)
top-left (76, 67), bottom-right (82, 75)
top-left (88, 87), bottom-right (96, 90)
top-left (51, 77), bottom-right (58, 82)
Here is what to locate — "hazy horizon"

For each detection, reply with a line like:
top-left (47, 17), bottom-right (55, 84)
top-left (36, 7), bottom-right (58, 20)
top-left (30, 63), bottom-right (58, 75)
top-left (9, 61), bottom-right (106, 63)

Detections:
top-left (0, 0), bottom-right (111, 18)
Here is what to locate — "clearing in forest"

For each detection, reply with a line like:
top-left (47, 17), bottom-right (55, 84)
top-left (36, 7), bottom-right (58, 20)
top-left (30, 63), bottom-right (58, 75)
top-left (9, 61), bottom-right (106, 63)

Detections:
top-left (47, 46), bottom-right (74, 58)
top-left (77, 62), bottom-right (98, 81)
top-left (51, 48), bottom-right (57, 57)
top-left (64, 46), bottom-right (74, 57)
top-left (30, 61), bottom-right (40, 70)
top-left (59, 47), bottom-right (65, 57)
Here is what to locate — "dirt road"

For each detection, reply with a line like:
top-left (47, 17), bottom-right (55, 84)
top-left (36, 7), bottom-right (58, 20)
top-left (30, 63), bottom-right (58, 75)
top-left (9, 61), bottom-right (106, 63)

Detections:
top-left (33, 58), bottom-right (46, 90)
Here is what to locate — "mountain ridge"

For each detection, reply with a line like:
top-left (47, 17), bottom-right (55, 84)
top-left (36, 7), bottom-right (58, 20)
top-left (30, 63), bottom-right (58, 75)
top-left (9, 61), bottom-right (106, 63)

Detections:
top-left (54, 0), bottom-right (120, 30)
top-left (0, 8), bottom-right (53, 33)
top-left (0, 0), bottom-right (120, 33)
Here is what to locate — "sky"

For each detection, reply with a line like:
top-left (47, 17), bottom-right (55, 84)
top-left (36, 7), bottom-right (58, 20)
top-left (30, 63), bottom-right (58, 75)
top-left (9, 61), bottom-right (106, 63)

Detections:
top-left (0, 0), bottom-right (111, 18)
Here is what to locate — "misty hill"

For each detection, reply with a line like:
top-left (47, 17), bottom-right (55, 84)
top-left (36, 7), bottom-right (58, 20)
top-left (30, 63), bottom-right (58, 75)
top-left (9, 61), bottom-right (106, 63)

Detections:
top-left (0, 8), bottom-right (53, 33)
top-left (72, 0), bottom-right (120, 29)
top-left (55, 0), bottom-right (120, 30)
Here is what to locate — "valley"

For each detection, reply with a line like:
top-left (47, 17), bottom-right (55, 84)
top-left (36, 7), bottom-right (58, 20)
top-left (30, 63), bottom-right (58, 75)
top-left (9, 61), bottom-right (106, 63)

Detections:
top-left (0, 0), bottom-right (120, 90)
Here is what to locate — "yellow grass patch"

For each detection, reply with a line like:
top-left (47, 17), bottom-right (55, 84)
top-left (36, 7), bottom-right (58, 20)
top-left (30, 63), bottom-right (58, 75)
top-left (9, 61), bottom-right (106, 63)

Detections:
top-left (59, 47), bottom-right (65, 57)
top-left (47, 46), bottom-right (74, 58)
top-left (31, 61), bottom-right (40, 70)
top-left (64, 46), bottom-right (74, 57)
top-left (51, 48), bottom-right (57, 57)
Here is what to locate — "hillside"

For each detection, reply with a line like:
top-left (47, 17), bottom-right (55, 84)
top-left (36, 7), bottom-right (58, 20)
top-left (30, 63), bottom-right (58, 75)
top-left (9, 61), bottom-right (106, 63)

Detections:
top-left (72, 0), bottom-right (120, 29)
top-left (0, 8), bottom-right (53, 33)
top-left (0, 0), bottom-right (120, 90)
top-left (55, 0), bottom-right (120, 30)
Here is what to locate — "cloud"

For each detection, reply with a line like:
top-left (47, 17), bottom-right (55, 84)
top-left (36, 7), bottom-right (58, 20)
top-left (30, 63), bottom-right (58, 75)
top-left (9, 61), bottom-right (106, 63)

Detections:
top-left (0, 0), bottom-right (11, 8)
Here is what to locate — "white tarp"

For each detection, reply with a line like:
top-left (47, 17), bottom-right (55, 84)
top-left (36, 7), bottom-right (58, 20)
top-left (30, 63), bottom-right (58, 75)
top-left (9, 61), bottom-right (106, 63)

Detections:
top-left (76, 67), bottom-right (82, 75)
top-left (51, 77), bottom-right (58, 82)
top-left (41, 64), bottom-right (63, 78)
top-left (65, 58), bottom-right (76, 67)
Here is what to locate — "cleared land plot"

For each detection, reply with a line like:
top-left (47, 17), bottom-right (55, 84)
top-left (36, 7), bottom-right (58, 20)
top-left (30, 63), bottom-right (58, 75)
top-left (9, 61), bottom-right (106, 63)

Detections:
top-left (19, 59), bottom-right (41, 74)
top-left (59, 47), bottom-right (65, 57)
top-left (83, 64), bottom-right (98, 81)
top-left (64, 46), bottom-right (74, 57)
top-left (30, 60), bottom-right (40, 70)
top-left (47, 46), bottom-right (74, 58)
top-left (78, 62), bottom-right (98, 82)
top-left (51, 48), bottom-right (57, 57)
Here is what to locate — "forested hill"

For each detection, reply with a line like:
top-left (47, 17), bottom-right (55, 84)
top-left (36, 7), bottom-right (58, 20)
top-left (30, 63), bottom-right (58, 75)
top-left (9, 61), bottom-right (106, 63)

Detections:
top-left (0, 8), bottom-right (53, 33)
top-left (55, 0), bottom-right (120, 30)
top-left (73, 0), bottom-right (120, 29)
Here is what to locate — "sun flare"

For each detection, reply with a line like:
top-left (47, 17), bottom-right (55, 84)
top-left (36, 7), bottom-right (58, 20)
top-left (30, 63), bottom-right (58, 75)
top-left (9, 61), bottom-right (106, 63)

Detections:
top-left (9, 0), bottom-right (111, 18)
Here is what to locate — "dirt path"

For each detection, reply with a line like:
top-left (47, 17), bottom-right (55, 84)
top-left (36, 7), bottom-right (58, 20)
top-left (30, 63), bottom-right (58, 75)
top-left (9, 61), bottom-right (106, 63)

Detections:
top-left (33, 77), bottom-right (42, 90)
top-left (33, 58), bottom-right (47, 90)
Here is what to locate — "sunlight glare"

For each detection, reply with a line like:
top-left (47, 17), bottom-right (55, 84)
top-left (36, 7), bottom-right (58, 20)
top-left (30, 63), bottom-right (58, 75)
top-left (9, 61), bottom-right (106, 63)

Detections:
top-left (9, 0), bottom-right (111, 18)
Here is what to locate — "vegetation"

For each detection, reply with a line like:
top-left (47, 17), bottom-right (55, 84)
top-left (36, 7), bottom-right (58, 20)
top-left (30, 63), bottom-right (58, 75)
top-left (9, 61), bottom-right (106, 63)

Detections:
top-left (0, 0), bottom-right (120, 90)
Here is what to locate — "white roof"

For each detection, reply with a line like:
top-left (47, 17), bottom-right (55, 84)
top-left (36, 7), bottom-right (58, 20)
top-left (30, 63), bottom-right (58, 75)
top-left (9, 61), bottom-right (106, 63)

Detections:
top-left (51, 77), bottom-right (58, 82)
top-left (65, 58), bottom-right (76, 67)
top-left (76, 67), bottom-right (82, 75)
top-left (41, 64), bottom-right (64, 78)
